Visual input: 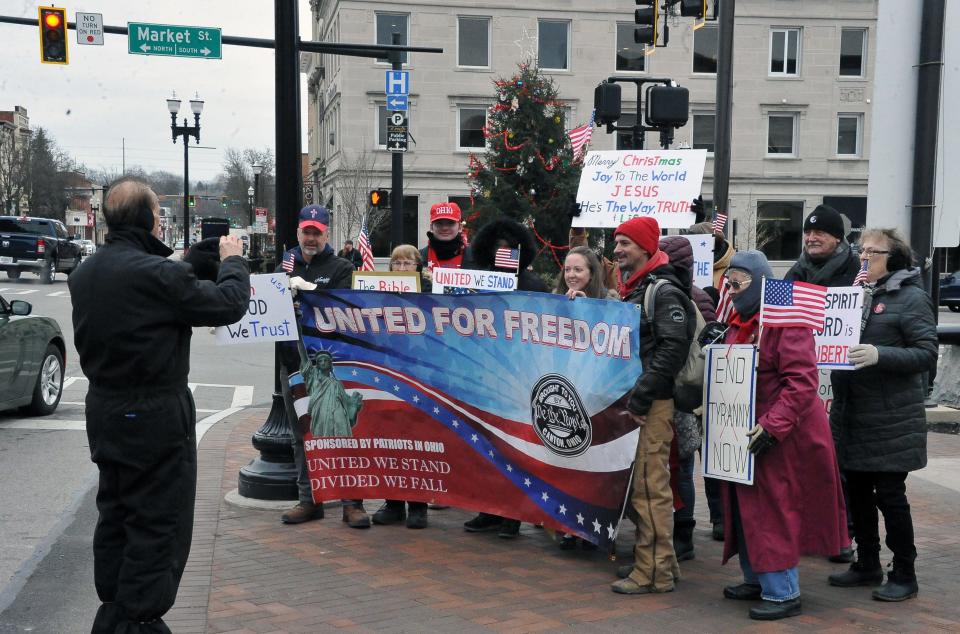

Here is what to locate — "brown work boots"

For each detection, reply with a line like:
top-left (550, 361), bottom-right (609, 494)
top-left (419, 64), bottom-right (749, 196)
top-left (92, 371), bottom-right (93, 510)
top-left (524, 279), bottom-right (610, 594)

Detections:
top-left (342, 503), bottom-right (372, 528)
top-left (281, 501), bottom-right (324, 524)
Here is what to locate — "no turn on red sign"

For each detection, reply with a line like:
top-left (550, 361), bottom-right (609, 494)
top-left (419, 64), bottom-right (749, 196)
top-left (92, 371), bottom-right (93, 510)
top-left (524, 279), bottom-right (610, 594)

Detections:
top-left (76, 13), bottom-right (104, 45)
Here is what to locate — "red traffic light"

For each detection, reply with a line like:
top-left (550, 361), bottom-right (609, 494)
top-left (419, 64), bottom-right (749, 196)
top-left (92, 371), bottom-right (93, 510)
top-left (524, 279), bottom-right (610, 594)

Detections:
top-left (43, 12), bottom-right (61, 29)
top-left (38, 7), bottom-right (68, 65)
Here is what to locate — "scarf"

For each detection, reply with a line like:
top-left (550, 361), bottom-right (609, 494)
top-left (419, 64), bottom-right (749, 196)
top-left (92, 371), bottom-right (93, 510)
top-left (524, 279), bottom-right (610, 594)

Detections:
top-left (728, 310), bottom-right (760, 345)
top-left (618, 250), bottom-right (669, 299)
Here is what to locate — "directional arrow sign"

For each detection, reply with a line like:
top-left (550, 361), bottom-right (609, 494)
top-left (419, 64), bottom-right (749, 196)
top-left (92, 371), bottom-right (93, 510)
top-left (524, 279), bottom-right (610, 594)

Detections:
top-left (128, 22), bottom-right (222, 59)
top-left (387, 95), bottom-right (408, 111)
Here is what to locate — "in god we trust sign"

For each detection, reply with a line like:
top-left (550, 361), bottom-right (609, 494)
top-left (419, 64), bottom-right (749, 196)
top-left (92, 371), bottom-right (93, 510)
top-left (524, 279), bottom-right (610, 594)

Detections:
top-left (702, 344), bottom-right (758, 485)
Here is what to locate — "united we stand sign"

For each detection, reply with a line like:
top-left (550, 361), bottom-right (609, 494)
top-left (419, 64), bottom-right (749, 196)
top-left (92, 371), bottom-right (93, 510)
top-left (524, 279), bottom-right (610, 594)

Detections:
top-left (288, 290), bottom-right (642, 546)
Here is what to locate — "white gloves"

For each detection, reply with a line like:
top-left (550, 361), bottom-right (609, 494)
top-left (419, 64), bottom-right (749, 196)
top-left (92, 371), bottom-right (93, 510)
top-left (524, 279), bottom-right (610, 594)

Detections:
top-left (289, 276), bottom-right (318, 292)
top-left (848, 344), bottom-right (879, 370)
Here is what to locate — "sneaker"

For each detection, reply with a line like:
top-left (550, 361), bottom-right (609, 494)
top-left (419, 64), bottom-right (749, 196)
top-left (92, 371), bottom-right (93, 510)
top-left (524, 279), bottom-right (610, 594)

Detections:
top-left (464, 512), bottom-right (502, 532)
top-left (281, 502), bottom-right (323, 524)
top-left (372, 502), bottom-right (406, 525)
top-left (498, 519), bottom-right (521, 538)
top-left (749, 598), bottom-right (802, 621)
top-left (406, 505), bottom-right (428, 529)
top-left (342, 504), bottom-right (371, 528)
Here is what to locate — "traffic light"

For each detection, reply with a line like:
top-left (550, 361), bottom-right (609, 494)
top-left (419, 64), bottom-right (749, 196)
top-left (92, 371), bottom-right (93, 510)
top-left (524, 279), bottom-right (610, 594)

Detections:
top-left (369, 189), bottom-right (390, 208)
top-left (679, 0), bottom-right (708, 18)
top-left (220, 196), bottom-right (228, 208)
top-left (645, 85), bottom-right (690, 128)
top-left (188, 195), bottom-right (196, 208)
top-left (38, 7), bottom-right (69, 65)
top-left (594, 82), bottom-right (622, 126)
top-left (634, 1), bottom-right (658, 46)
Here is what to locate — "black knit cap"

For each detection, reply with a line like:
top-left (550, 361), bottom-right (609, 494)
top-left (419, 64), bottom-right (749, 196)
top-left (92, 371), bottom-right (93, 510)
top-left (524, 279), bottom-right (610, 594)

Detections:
top-left (803, 204), bottom-right (845, 240)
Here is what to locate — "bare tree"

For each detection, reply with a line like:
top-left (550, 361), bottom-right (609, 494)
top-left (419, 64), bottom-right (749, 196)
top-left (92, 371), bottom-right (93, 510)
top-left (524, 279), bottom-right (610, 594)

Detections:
top-left (0, 133), bottom-right (31, 214)
top-left (736, 195), bottom-right (777, 253)
top-left (331, 149), bottom-right (387, 245)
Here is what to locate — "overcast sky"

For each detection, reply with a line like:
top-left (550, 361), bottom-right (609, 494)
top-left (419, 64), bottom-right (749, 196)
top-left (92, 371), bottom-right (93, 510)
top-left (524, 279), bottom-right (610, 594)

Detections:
top-left (2, 0), bottom-right (313, 181)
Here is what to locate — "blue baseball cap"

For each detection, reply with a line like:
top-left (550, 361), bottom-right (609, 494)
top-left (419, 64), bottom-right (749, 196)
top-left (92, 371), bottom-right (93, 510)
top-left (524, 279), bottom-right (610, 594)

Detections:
top-left (299, 204), bottom-right (329, 231)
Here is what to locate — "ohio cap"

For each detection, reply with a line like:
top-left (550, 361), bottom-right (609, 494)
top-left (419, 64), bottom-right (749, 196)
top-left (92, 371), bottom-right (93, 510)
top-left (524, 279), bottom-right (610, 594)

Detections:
top-left (429, 202), bottom-right (462, 223)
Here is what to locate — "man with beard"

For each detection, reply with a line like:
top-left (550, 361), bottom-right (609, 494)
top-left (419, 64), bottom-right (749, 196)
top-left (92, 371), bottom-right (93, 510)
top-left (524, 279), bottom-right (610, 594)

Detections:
top-left (784, 205), bottom-right (860, 286)
top-left (420, 202), bottom-right (473, 272)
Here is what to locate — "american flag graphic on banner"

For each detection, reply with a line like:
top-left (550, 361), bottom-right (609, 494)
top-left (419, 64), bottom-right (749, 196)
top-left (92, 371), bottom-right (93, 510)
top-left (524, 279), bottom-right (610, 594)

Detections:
top-left (494, 248), bottom-right (520, 271)
top-left (761, 278), bottom-right (828, 330)
top-left (716, 281), bottom-right (734, 323)
top-left (357, 220), bottom-right (375, 271)
top-left (282, 251), bottom-right (296, 273)
top-left (712, 212), bottom-right (728, 235)
top-left (853, 260), bottom-right (869, 286)
top-left (287, 371), bottom-right (311, 436)
top-left (567, 110), bottom-right (596, 160)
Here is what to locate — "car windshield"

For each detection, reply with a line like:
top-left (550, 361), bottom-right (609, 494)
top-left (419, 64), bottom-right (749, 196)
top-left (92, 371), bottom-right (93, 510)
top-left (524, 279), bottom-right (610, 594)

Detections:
top-left (0, 218), bottom-right (52, 233)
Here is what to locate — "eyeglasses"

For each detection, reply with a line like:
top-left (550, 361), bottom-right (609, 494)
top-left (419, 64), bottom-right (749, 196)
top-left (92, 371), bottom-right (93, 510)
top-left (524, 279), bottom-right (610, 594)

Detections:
top-left (391, 260), bottom-right (418, 269)
top-left (724, 278), bottom-right (752, 291)
top-left (860, 249), bottom-right (890, 258)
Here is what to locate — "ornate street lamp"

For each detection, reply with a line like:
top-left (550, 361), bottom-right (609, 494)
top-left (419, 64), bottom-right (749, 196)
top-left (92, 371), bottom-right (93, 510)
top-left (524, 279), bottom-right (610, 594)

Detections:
top-left (168, 92), bottom-right (204, 250)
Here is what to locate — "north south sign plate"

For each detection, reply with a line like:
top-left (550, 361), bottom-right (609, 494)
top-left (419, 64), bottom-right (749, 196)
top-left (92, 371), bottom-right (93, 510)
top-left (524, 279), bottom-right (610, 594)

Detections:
top-left (128, 22), bottom-right (222, 59)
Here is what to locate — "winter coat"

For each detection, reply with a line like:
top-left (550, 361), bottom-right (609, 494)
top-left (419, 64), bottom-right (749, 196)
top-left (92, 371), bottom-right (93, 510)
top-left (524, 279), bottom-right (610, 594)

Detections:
top-left (658, 236), bottom-right (718, 322)
top-left (784, 241), bottom-right (861, 287)
top-left (70, 228), bottom-right (250, 392)
top-left (720, 325), bottom-right (847, 573)
top-left (471, 217), bottom-right (549, 292)
top-left (338, 248), bottom-right (363, 270)
top-left (622, 262), bottom-right (696, 415)
top-left (829, 268), bottom-right (937, 472)
top-left (420, 234), bottom-right (475, 271)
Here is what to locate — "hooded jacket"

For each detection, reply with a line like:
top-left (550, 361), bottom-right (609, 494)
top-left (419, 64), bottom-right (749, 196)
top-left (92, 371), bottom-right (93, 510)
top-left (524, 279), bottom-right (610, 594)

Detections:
top-left (470, 217), bottom-right (549, 292)
top-left (829, 268), bottom-right (938, 472)
top-left (784, 240), bottom-right (861, 287)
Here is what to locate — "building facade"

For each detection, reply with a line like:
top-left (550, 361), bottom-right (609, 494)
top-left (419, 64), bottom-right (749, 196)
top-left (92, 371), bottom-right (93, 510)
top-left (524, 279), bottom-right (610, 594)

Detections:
top-left (304, 0), bottom-right (876, 267)
top-left (0, 105), bottom-right (33, 215)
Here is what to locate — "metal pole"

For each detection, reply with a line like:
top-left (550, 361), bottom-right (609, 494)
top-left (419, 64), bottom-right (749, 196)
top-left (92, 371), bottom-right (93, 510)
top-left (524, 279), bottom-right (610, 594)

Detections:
top-left (274, 0), bottom-right (301, 260)
top-left (183, 127), bottom-right (190, 250)
top-left (390, 31), bottom-right (404, 249)
top-left (713, 0), bottom-right (735, 230)
top-left (909, 0), bottom-right (946, 294)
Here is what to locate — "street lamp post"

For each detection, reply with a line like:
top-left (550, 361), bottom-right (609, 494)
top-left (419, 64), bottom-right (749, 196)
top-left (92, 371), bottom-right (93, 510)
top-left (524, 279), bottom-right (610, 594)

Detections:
top-left (167, 92), bottom-right (204, 251)
top-left (252, 163), bottom-right (263, 262)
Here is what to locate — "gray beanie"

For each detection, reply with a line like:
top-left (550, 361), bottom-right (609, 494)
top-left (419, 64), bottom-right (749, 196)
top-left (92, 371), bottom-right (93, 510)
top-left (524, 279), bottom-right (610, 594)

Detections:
top-left (726, 250), bottom-right (774, 319)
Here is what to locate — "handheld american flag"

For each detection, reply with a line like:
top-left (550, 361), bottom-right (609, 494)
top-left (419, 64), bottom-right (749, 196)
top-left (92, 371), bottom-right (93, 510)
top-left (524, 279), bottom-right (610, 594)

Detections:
top-left (853, 260), bottom-right (869, 286)
top-left (494, 248), bottom-right (520, 271)
top-left (712, 212), bottom-right (728, 235)
top-left (760, 278), bottom-right (828, 330)
top-left (567, 110), bottom-right (595, 160)
top-left (716, 280), bottom-right (734, 323)
top-left (281, 251), bottom-right (296, 273)
top-left (357, 220), bottom-right (375, 271)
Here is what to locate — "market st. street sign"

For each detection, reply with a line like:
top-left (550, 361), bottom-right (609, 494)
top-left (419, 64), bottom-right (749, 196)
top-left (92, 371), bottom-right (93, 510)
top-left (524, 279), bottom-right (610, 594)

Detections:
top-left (128, 22), bottom-right (222, 59)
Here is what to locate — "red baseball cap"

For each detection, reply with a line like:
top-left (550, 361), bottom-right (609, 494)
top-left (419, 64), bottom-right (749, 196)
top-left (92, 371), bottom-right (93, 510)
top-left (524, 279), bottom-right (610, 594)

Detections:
top-left (429, 202), bottom-right (462, 223)
top-left (298, 204), bottom-right (329, 231)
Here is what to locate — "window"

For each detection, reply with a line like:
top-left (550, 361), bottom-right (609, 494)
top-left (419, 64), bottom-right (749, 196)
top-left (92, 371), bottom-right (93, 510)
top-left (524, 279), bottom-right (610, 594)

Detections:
top-left (615, 113), bottom-right (639, 150)
top-left (839, 28), bottom-right (866, 77)
top-left (458, 16), bottom-right (490, 68)
top-left (538, 20), bottom-right (570, 70)
top-left (369, 195), bottom-right (419, 257)
top-left (770, 28), bottom-right (801, 76)
top-left (757, 201), bottom-right (803, 260)
top-left (615, 23), bottom-right (646, 72)
top-left (767, 113), bottom-right (798, 156)
top-left (448, 196), bottom-right (473, 217)
top-left (376, 13), bottom-right (408, 64)
top-left (693, 24), bottom-right (719, 74)
top-left (692, 112), bottom-right (715, 153)
top-left (458, 107), bottom-right (487, 149)
top-left (836, 113), bottom-right (862, 157)
top-left (376, 105), bottom-right (389, 148)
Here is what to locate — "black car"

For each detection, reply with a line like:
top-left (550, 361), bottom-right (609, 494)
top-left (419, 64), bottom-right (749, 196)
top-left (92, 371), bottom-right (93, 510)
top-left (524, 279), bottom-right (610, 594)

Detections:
top-left (941, 271), bottom-right (960, 312)
top-left (0, 294), bottom-right (65, 415)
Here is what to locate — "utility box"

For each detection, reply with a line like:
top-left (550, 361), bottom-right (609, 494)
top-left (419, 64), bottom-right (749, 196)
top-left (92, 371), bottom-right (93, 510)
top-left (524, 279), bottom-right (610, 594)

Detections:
top-left (646, 85), bottom-right (690, 128)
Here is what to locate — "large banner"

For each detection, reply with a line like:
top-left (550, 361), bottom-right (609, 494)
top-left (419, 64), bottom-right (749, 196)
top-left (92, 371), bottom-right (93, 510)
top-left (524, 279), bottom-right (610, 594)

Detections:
top-left (702, 344), bottom-right (758, 485)
top-left (572, 149), bottom-right (707, 229)
top-left (291, 290), bottom-right (642, 545)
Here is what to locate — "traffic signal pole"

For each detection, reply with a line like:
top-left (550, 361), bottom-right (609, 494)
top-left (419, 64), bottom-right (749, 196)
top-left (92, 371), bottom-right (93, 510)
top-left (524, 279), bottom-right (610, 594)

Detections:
top-left (390, 32), bottom-right (404, 249)
top-left (713, 0), bottom-right (735, 235)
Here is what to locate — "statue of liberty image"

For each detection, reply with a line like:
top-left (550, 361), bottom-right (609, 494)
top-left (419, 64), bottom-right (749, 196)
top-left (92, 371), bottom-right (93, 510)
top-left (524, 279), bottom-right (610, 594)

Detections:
top-left (301, 349), bottom-right (363, 437)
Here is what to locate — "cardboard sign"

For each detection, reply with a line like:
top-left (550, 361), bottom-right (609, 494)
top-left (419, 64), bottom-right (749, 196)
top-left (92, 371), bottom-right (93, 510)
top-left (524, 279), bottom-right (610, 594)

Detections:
top-left (572, 149), bottom-right (708, 229)
top-left (352, 271), bottom-right (421, 293)
top-left (215, 274), bottom-right (297, 345)
top-left (702, 344), bottom-right (758, 485)
top-left (814, 286), bottom-right (864, 370)
top-left (430, 267), bottom-right (517, 294)
top-left (682, 234), bottom-right (715, 290)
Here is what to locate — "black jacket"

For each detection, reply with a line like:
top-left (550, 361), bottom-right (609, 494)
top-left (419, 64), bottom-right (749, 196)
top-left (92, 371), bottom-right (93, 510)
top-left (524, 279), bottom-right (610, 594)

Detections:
top-left (829, 268), bottom-right (938, 472)
top-left (784, 241), bottom-right (861, 287)
top-left (69, 228), bottom-right (250, 392)
top-left (470, 217), bottom-right (549, 292)
top-left (278, 244), bottom-right (354, 290)
top-left (622, 262), bottom-right (696, 415)
top-left (338, 248), bottom-right (363, 270)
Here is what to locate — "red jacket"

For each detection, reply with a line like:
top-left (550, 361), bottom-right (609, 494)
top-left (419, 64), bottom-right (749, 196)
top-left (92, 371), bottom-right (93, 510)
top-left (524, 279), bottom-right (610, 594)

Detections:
top-left (720, 325), bottom-right (847, 572)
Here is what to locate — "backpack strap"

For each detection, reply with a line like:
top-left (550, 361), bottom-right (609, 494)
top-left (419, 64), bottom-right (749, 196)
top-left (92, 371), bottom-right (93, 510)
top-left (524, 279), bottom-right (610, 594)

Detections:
top-left (643, 278), bottom-right (670, 330)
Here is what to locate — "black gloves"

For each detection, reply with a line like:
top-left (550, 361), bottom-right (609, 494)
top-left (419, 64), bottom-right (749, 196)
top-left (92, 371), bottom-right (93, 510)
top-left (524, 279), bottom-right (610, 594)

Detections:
top-left (183, 237), bottom-right (222, 282)
top-left (698, 321), bottom-right (728, 348)
top-left (568, 194), bottom-right (582, 218)
top-left (691, 195), bottom-right (705, 223)
top-left (746, 425), bottom-right (778, 457)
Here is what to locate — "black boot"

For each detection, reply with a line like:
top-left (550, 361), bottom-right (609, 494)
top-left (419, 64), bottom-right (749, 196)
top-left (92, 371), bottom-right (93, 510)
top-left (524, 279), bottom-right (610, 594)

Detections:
top-left (749, 598), bottom-right (802, 620)
top-left (872, 568), bottom-right (918, 602)
top-left (829, 549), bottom-right (883, 587)
top-left (673, 518), bottom-right (696, 562)
top-left (464, 512), bottom-right (502, 532)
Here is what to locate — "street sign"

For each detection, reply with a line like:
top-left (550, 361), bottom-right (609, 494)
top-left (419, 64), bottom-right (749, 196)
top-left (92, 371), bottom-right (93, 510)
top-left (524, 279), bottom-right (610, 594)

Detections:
top-left (127, 22), bottom-right (222, 59)
top-left (76, 13), bottom-right (104, 45)
top-left (385, 70), bottom-right (410, 95)
top-left (387, 95), bottom-right (408, 111)
top-left (386, 111), bottom-right (408, 152)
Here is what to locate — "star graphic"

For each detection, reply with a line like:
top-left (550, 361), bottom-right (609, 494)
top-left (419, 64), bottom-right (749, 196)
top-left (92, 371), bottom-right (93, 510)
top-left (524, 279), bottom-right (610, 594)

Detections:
top-left (576, 513), bottom-right (584, 525)
top-left (452, 420), bottom-right (459, 428)
top-left (373, 376), bottom-right (380, 384)
top-left (592, 519), bottom-right (601, 534)
top-left (393, 385), bottom-right (400, 392)
top-left (412, 395), bottom-right (419, 403)
top-left (523, 478), bottom-right (531, 487)
top-left (559, 504), bottom-right (567, 515)
top-left (433, 407), bottom-right (440, 414)
top-left (607, 523), bottom-right (616, 540)
top-left (488, 450), bottom-right (494, 458)
top-left (351, 369), bottom-right (358, 376)
top-left (541, 492), bottom-right (549, 502)
top-left (512, 26), bottom-right (539, 64)
top-left (471, 434), bottom-right (478, 442)
top-left (506, 464), bottom-right (513, 472)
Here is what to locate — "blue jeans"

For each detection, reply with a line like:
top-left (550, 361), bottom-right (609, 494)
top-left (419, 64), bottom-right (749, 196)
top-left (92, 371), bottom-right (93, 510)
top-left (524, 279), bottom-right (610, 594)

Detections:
top-left (732, 490), bottom-right (800, 602)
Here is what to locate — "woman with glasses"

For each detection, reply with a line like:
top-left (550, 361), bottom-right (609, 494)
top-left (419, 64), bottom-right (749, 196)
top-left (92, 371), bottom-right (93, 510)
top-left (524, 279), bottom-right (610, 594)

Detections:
top-left (827, 229), bottom-right (937, 602)
top-left (716, 250), bottom-right (847, 621)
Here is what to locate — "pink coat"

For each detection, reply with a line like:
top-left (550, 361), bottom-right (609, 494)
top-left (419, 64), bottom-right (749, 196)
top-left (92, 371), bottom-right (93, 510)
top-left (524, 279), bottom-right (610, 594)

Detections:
top-left (721, 325), bottom-right (847, 572)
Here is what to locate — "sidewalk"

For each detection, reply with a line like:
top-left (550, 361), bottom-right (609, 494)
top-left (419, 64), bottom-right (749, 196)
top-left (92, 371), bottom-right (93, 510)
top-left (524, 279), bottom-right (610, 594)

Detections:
top-left (168, 409), bottom-right (960, 633)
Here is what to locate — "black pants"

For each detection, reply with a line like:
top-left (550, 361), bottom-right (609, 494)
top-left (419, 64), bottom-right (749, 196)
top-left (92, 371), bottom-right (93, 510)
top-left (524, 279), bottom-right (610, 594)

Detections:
top-left (845, 470), bottom-right (917, 577)
top-left (86, 388), bottom-right (197, 633)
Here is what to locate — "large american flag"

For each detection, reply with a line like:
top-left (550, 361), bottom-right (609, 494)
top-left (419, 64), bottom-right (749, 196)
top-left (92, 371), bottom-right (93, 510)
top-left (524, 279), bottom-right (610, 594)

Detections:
top-left (853, 260), bottom-right (869, 286)
top-left (761, 278), bottom-right (828, 330)
top-left (357, 220), bottom-right (375, 271)
top-left (567, 109), bottom-right (595, 160)
top-left (281, 250), bottom-right (296, 273)
top-left (494, 248), bottom-right (520, 271)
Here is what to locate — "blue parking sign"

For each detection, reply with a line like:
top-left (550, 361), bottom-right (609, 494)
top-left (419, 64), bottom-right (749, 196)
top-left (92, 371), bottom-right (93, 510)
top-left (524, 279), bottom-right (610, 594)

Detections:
top-left (385, 70), bottom-right (410, 96)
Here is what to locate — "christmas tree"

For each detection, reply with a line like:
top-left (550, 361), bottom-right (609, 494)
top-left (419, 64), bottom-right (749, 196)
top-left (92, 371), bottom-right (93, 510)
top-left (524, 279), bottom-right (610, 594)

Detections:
top-left (465, 62), bottom-right (589, 276)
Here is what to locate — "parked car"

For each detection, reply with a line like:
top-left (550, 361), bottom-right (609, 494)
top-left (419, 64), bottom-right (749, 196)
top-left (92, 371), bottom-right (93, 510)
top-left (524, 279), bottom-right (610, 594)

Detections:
top-left (77, 239), bottom-right (96, 256)
top-left (0, 294), bottom-right (65, 415)
top-left (0, 216), bottom-right (83, 284)
top-left (941, 271), bottom-right (960, 312)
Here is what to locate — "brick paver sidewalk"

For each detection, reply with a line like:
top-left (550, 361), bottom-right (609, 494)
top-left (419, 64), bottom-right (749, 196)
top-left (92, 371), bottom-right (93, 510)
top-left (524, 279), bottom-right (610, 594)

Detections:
top-left (168, 409), bottom-right (960, 633)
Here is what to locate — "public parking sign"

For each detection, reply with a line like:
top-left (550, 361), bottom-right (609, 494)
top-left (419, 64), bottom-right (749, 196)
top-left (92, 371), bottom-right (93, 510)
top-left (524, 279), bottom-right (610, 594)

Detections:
top-left (386, 111), bottom-right (408, 152)
top-left (128, 22), bottom-right (222, 59)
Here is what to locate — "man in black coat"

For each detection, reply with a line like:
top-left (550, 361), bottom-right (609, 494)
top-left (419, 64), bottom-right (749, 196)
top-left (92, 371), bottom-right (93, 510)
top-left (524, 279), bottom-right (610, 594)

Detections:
top-left (277, 205), bottom-right (371, 528)
top-left (784, 205), bottom-right (861, 286)
top-left (337, 239), bottom-right (363, 270)
top-left (70, 177), bottom-right (249, 633)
